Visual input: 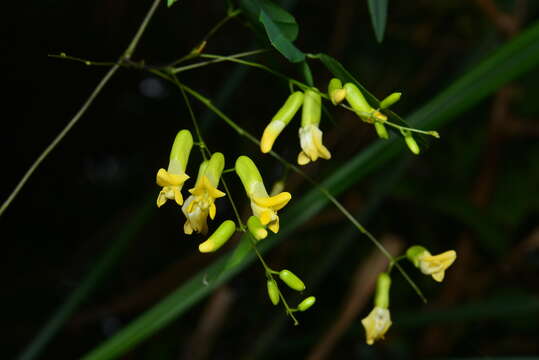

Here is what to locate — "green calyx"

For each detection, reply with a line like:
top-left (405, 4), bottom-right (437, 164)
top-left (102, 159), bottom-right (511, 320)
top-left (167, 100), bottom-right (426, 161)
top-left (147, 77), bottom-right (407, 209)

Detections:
top-left (374, 272), bottom-right (391, 309)
top-left (406, 245), bottom-right (428, 267)
top-left (301, 89), bottom-right (322, 127)
top-left (168, 129), bottom-right (194, 173)
top-left (235, 156), bottom-right (265, 196)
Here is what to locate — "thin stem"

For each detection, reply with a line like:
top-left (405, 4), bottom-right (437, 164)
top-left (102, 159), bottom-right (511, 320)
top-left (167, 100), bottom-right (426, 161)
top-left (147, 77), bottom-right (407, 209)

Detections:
top-left (168, 9), bottom-right (241, 67)
top-left (173, 73), bottom-right (208, 161)
top-left (195, 54), bottom-right (307, 90)
top-left (48, 53), bottom-right (118, 67)
top-left (171, 49), bottom-right (269, 74)
top-left (0, 64), bottom-right (119, 218)
top-left (124, 0), bottom-right (162, 59)
top-left (1, 0), bottom-right (163, 217)
top-left (202, 9), bottom-right (240, 43)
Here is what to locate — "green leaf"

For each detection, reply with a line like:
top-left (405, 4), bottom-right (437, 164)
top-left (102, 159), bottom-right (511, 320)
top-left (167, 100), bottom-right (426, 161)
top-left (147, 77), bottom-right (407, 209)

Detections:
top-left (167, 0), bottom-right (178, 8)
top-left (80, 20), bottom-right (539, 360)
top-left (259, 9), bottom-right (305, 63)
top-left (367, 0), bottom-right (389, 43)
top-left (239, 0), bottom-right (299, 41)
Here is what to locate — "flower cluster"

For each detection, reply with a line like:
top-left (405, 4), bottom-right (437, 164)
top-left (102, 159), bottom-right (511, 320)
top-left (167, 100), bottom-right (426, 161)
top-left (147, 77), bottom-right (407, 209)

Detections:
top-left (156, 130), bottom-right (292, 253)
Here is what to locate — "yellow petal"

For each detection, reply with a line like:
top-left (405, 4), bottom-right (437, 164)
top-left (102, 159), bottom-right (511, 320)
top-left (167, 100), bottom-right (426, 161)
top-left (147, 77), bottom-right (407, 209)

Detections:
top-left (260, 122), bottom-right (283, 153)
top-left (253, 192), bottom-right (291, 210)
top-left (209, 202), bottom-right (216, 220)
top-left (156, 191), bottom-right (167, 208)
top-left (297, 151), bottom-right (311, 165)
top-left (432, 271), bottom-right (445, 282)
top-left (259, 210), bottom-right (273, 225)
top-left (268, 218), bottom-right (279, 233)
top-left (187, 200), bottom-right (196, 213)
top-left (173, 187), bottom-right (183, 206)
top-left (157, 168), bottom-right (189, 187)
top-left (184, 221), bottom-right (193, 235)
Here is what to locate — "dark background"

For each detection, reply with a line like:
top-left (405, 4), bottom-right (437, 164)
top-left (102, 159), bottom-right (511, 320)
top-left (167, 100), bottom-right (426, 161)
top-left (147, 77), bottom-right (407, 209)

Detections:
top-left (4, 0), bottom-right (539, 359)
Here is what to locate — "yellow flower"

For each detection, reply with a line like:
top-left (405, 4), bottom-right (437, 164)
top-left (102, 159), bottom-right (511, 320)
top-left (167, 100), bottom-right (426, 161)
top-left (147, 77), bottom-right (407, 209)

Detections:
top-left (297, 89), bottom-right (331, 165)
top-left (250, 190), bottom-right (291, 233)
top-left (297, 124), bottom-right (331, 165)
top-left (418, 250), bottom-right (457, 282)
top-left (156, 130), bottom-right (193, 208)
top-left (235, 156), bottom-right (291, 233)
top-left (361, 307), bottom-right (392, 345)
top-left (182, 153), bottom-right (226, 235)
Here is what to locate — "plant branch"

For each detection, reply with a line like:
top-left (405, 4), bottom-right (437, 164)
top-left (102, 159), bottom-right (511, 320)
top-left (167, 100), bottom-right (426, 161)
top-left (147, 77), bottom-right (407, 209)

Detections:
top-left (0, 0), bottom-right (162, 217)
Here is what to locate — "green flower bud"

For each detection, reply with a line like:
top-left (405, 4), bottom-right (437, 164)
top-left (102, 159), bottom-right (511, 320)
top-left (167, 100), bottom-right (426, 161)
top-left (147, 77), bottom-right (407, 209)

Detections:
top-left (267, 279), bottom-right (280, 305)
top-left (328, 78), bottom-right (346, 105)
top-left (261, 92), bottom-right (304, 153)
top-left (344, 83), bottom-right (372, 114)
top-left (374, 122), bottom-right (389, 139)
top-left (198, 220), bottom-right (236, 253)
top-left (404, 134), bottom-right (420, 155)
top-left (273, 92), bottom-right (304, 125)
top-left (169, 129), bottom-right (194, 173)
top-left (380, 92), bottom-right (402, 109)
top-left (279, 269), bottom-right (306, 291)
top-left (247, 215), bottom-right (268, 241)
top-left (298, 296), bottom-right (316, 311)
top-left (301, 89), bottom-right (322, 127)
top-left (374, 272), bottom-right (391, 309)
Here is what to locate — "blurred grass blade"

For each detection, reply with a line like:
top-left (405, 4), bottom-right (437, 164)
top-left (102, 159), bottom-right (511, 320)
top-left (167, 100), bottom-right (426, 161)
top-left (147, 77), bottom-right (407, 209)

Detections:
top-left (18, 200), bottom-right (154, 360)
top-left (367, 0), bottom-right (389, 43)
top-left (81, 20), bottom-right (539, 360)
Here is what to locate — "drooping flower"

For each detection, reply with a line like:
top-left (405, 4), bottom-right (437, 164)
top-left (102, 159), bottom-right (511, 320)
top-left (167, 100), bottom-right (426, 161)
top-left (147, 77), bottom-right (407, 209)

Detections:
top-left (361, 272), bottom-right (392, 345)
top-left (156, 130), bottom-right (193, 208)
top-left (182, 152), bottom-right (226, 235)
top-left (361, 307), bottom-right (392, 345)
top-left (235, 155), bottom-right (291, 233)
top-left (406, 245), bottom-right (457, 282)
top-left (297, 89), bottom-right (331, 165)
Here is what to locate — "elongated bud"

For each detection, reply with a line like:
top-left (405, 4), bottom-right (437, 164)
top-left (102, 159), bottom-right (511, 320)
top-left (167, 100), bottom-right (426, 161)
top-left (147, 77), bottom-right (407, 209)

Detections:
top-left (247, 215), bottom-right (268, 241)
top-left (374, 272), bottom-right (391, 309)
top-left (344, 83), bottom-right (372, 114)
top-left (380, 92), bottom-right (402, 109)
top-left (328, 78), bottom-right (346, 105)
top-left (404, 134), bottom-right (420, 155)
top-left (267, 279), bottom-right (280, 305)
top-left (301, 89), bottom-right (322, 127)
top-left (169, 130), bottom-right (194, 173)
top-left (261, 92), bottom-right (304, 153)
top-left (198, 220), bottom-right (236, 253)
top-left (279, 269), bottom-right (306, 291)
top-left (235, 156), bottom-right (264, 196)
top-left (374, 122), bottom-right (389, 139)
top-left (298, 296), bottom-right (316, 311)
top-left (406, 245), bottom-right (428, 267)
